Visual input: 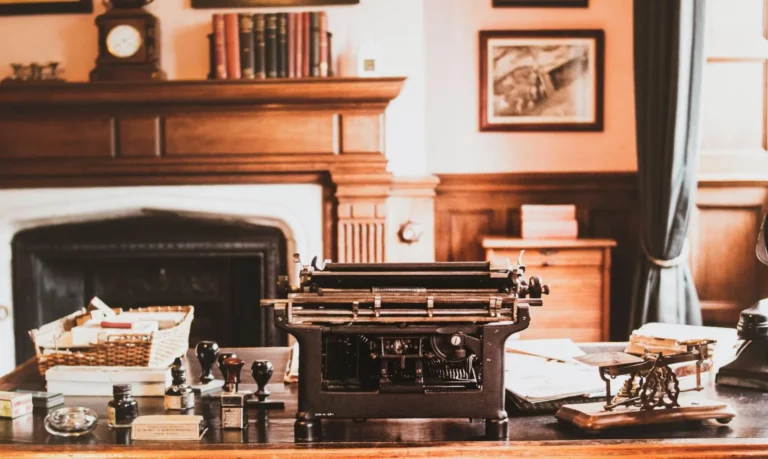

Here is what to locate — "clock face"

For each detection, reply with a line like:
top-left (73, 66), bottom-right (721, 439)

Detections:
top-left (106, 25), bottom-right (142, 58)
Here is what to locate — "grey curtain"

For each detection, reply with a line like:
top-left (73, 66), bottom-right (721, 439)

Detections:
top-left (629, 0), bottom-right (707, 330)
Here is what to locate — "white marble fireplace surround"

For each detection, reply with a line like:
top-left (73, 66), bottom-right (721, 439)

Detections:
top-left (0, 183), bottom-right (324, 375)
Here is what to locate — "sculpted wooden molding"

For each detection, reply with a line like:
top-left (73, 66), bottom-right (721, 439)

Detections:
top-left (0, 78), bottom-right (406, 264)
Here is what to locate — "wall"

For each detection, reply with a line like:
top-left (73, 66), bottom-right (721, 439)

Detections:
top-left (0, 0), bottom-right (428, 177)
top-left (423, 0), bottom-right (636, 173)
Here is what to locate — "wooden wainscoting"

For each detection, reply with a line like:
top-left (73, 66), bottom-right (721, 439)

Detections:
top-left (692, 179), bottom-right (768, 327)
top-left (435, 173), bottom-right (640, 340)
top-left (436, 173), bottom-right (768, 335)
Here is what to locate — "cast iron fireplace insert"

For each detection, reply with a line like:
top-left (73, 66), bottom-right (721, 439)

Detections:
top-left (11, 212), bottom-right (287, 365)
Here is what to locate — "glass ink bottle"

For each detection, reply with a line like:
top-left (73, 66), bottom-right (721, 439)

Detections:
top-left (164, 366), bottom-right (195, 411)
top-left (107, 384), bottom-right (138, 428)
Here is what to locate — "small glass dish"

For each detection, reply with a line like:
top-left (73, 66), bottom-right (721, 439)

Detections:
top-left (44, 407), bottom-right (99, 437)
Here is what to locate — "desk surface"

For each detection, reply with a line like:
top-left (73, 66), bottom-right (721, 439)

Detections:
top-left (1, 347), bottom-right (768, 458)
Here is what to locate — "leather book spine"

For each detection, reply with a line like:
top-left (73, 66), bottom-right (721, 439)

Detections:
top-left (265, 14), bottom-right (278, 78)
top-left (318, 12), bottom-right (329, 77)
top-left (224, 13), bottom-right (241, 79)
top-left (254, 14), bottom-right (266, 79)
top-left (294, 12), bottom-right (303, 78)
top-left (309, 12), bottom-right (320, 77)
top-left (277, 13), bottom-right (288, 78)
top-left (207, 33), bottom-right (216, 80)
top-left (287, 13), bottom-right (296, 78)
top-left (327, 31), bottom-right (333, 77)
top-left (301, 12), bottom-right (310, 78)
top-left (213, 14), bottom-right (227, 80)
top-left (238, 13), bottom-right (255, 79)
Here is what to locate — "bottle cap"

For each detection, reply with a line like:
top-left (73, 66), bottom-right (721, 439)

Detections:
top-left (113, 384), bottom-right (132, 395)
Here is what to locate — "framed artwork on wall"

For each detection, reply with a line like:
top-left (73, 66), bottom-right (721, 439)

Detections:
top-left (493, 0), bottom-right (588, 7)
top-left (192, 0), bottom-right (358, 7)
top-left (479, 29), bottom-right (604, 132)
top-left (0, 0), bottom-right (92, 16)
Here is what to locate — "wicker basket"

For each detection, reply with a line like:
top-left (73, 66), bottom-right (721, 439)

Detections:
top-left (28, 305), bottom-right (194, 377)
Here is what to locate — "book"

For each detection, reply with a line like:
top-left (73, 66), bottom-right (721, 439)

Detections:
top-left (627, 322), bottom-right (740, 369)
top-left (213, 14), bottom-right (227, 80)
top-left (0, 392), bottom-right (33, 419)
top-left (318, 12), bottom-right (329, 77)
top-left (301, 12), bottom-right (310, 78)
top-left (265, 14), bottom-right (278, 78)
top-left (521, 204), bottom-right (577, 221)
top-left (521, 219), bottom-right (578, 239)
top-left (238, 13), bottom-right (255, 79)
top-left (254, 14), bottom-right (266, 79)
top-left (206, 33), bottom-right (216, 80)
top-left (327, 31), bottom-right (333, 76)
top-left (287, 13), bottom-right (296, 78)
top-left (294, 12), bottom-right (303, 78)
top-left (277, 13), bottom-right (288, 78)
top-left (223, 13), bottom-right (241, 79)
top-left (309, 12), bottom-right (320, 77)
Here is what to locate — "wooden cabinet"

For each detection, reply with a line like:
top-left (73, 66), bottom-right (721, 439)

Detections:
top-left (483, 237), bottom-right (616, 342)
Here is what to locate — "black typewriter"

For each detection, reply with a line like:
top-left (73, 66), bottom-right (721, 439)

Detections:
top-left (262, 255), bottom-right (548, 441)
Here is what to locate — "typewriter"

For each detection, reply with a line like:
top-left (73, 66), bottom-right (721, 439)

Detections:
top-left (263, 255), bottom-right (548, 441)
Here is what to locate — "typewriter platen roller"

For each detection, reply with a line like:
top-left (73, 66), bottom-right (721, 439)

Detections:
top-left (262, 255), bottom-right (548, 441)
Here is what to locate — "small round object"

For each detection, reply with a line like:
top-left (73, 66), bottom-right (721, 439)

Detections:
top-left (109, 0), bottom-right (154, 8)
top-left (106, 25), bottom-right (142, 58)
top-left (44, 407), bottom-right (98, 437)
top-left (716, 417), bottom-right (733, 424)
top-left (450, 334), bottom-right (462, 346)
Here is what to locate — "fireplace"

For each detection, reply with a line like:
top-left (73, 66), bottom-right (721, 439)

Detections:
top-left (12, 213), bottom-right (288, 364)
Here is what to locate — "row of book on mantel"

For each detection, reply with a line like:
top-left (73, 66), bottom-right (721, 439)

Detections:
top-left (209, 12), bottom-right (333, 80)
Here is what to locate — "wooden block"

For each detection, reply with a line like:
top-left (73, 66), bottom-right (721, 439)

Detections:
top-left (555, 398), bottom-right (736, 433)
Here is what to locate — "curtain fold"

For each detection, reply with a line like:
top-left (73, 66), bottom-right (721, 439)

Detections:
top-left (629, 0), bottom-right (707, 330)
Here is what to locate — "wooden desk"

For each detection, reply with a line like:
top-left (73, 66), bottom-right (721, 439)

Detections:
top-left (1, 347), bottom-right (767, 458)
top-left (483, 237), bottom-right (617, 341)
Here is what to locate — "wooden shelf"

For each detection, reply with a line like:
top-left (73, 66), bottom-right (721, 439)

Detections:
top-left (0, 77), bottom-right (406, 107)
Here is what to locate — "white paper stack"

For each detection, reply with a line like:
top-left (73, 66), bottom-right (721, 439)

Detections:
top-left (46, 366), bottom-right (171, 396)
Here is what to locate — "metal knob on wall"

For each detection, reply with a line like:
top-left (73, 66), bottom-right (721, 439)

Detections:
top-left (398, 221), bottom-right (423, 244)
top-left (0, 305), bottom-right (8, 322)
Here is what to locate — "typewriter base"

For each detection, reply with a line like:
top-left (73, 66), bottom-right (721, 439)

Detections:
top-left (555, 398), bottom-right (736, 433)
top-left (293, 413), bottom-right (509, 442)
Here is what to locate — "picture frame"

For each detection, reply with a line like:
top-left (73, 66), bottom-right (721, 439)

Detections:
top-left (0, 0), bottom-right (92, 16)
top-left (479, 29), bottom-right (604, 132)
top-left (191, 0), bottom-right (358, 8)
top-left (492, 0), bottom-right (588, 7)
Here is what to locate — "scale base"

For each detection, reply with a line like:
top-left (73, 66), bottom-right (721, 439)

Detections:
top-left (555, 398), bottom-right (735, 433)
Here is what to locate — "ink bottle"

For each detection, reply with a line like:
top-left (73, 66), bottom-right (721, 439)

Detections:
top-left (107, 384), bottom-right (138, 428)
top-left (164, 367), bottom-right (195, 411)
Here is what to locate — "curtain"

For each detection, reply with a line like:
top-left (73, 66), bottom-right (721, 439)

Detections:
top-left (629, 0), bottom-right (707, 330)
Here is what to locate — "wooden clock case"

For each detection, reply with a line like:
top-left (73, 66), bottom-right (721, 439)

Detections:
top-left (90, 6), bottom-right (166, 82)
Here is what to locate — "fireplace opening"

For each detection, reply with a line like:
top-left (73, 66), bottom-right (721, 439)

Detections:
top-left (11, 212), bottom-right (287, 365)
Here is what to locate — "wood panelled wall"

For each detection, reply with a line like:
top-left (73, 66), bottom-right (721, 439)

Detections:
top-left (435, 173), bottom-right (768, 339)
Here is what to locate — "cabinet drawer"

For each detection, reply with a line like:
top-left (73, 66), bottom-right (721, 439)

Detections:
top-left (487, 247), bottom-right (604, 267)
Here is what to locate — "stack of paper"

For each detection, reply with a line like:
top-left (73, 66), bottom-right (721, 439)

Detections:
top-left (46, 366), bottom-right (171, 396)
top-left (520, 205), bottom-right (578, 239)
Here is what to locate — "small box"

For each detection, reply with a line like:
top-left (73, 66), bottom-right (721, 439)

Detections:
top-left (13, 390), bottom-right (64, 409)
top-left (131, 415), bottom-right (205, 441)
top-left (0, 391), bottom-right (33, 419)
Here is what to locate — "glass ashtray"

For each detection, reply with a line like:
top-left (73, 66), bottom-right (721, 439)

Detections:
top-left (44, 407), bottom-right (99, 437)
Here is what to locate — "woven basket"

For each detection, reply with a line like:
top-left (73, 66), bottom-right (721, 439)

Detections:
top-left (29, 305), bottom-right (194, 377)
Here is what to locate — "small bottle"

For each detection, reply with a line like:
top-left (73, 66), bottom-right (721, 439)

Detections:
top-left (164, 367), bottom-right (195, 411)
top-left (107, 384), bottom-right (139, 428)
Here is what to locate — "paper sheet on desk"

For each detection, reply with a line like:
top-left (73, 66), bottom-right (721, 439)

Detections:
top-left (505, 353), bottom-right (610, 403)
top-left (506, 338), bottom-right (586, 362)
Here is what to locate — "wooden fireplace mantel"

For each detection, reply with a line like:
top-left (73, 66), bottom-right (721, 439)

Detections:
top-left (0, 77), bottom-right (412, 263)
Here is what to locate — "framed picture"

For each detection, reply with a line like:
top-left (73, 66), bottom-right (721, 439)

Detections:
top-left (192, 0), bottom-right (358, 7)
top-left (479, 29), bottom-right (604, 132)
top-left (493, 0), bottom-right (588, 7)
top-left (0, 0), bottom-right (92, 16)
